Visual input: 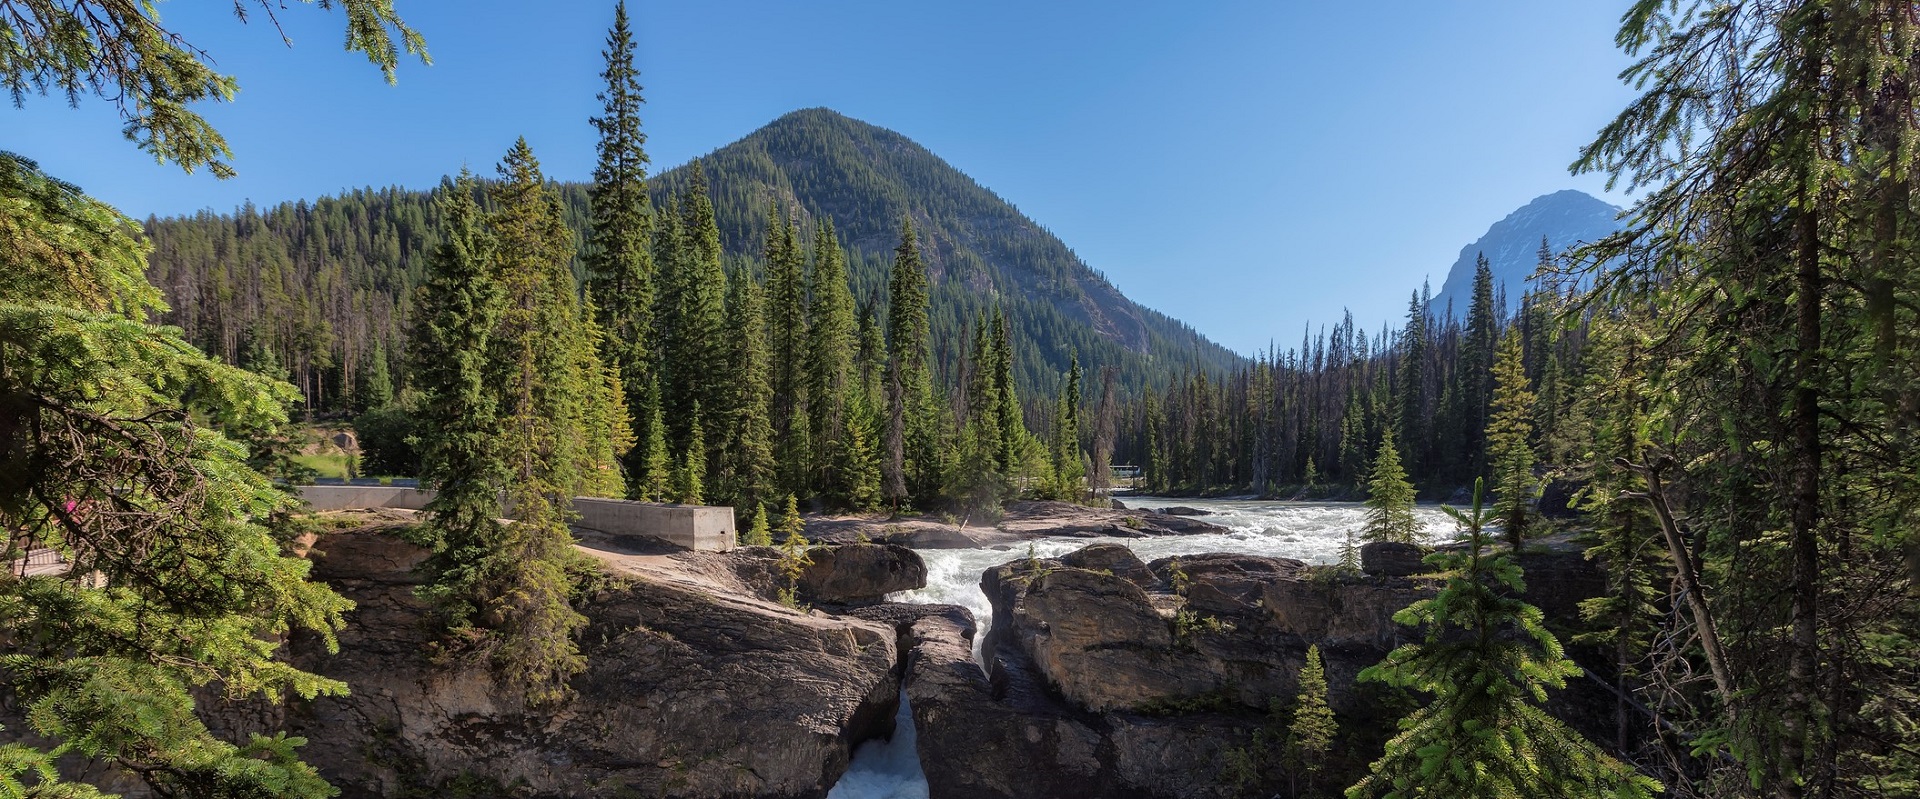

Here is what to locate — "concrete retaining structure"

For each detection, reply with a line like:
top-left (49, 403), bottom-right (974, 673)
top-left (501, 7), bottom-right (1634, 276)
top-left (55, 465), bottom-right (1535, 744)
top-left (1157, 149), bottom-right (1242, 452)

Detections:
top-left (297, 486), bottom-right (736, 552)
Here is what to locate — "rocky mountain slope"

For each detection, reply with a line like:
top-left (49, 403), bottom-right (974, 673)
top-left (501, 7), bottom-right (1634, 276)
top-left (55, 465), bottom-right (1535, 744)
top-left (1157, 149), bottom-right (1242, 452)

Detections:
top-left (1429, 189), bottom-right (1624, 316)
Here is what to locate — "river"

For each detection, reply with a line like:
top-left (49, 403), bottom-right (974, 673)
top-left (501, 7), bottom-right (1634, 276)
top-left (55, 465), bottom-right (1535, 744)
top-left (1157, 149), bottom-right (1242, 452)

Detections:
top-left (826, 497), bottom-right (1456, 799)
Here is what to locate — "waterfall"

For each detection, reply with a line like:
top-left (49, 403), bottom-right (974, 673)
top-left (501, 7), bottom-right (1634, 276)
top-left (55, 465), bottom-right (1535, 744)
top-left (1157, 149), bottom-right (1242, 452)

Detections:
top-left (827, 689), bottom-right (928, 799)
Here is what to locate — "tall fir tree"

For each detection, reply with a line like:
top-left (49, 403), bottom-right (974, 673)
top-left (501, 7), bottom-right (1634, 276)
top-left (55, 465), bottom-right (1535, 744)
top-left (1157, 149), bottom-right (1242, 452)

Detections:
top-left (1487, 328), bottom-right (1537, 549)
top-left (1362, 433), bottom-right (1420, 544)
top-left (765, 208), bottom-right (812, 497)
top-left (716, 266), bottom-right (775, 511)
top-left (884, 219), bottom-right (938, 507)
top-left (583, 0), bottom-right (655, 489)
top-left (656, 166), bottom-right (728, 463)
top-left (477, 139), bottom-right (624, 703)
top-left (1457, 253), bottom-right (1498, 483)
top-left (413, 171), bottom-right (506, 615)
top-left (805, 219), bottom-right (863, 505)
top-left (1348, 481), bottom-right (1660, 799)
top-left (1288, 644), bottom-right (1337, 798)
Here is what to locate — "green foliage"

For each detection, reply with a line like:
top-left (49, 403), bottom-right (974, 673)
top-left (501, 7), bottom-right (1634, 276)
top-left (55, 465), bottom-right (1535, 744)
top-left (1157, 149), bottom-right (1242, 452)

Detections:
top-left (0, 151), bottom-right (350, 797)
top-left (715, 267), bottom-right (774, 511)
top-left (633, 380), bottom-right (672, 503)
top-left (584, 0), bottom-right (656, 476)
top-left (742, 502), bottom-right (772, 547)
top-left (774, 494), bottom-right (812, 608)
top-left (413, 142), bottom-right (629, 706)
top-left (1288, 645), bottom-right (1338, 796)
top-left (677, 401), bottom-right (707, 506)
top-left (884, 219), bottom-right (940, 508)
top-left (1362, 434), bottom-right (1420, 544)
top-left (655, 169), bottom-right (729, 470)
top-left (354, 404), bottom-right (420, 477)
top-left (1347, 481), bottom-right (1660, 799)
top-left (1486, 329), bottom-right (1536, 548)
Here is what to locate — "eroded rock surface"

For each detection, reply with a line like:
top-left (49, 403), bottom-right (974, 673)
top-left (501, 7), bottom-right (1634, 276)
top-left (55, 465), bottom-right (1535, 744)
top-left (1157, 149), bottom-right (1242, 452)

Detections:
top-left (207, 528), bottom-right (902, 799)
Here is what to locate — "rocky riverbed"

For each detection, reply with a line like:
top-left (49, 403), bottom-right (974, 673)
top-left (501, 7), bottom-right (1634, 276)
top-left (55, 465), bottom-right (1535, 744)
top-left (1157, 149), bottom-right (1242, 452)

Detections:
top-left (33, 503), bottom-right (1613, 798)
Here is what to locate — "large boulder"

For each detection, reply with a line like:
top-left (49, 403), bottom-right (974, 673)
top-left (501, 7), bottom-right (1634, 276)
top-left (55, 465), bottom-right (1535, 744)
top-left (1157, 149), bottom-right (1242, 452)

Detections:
top-left (1058, 543), bottom-right (1155, 587)
top-left (1360, 541), bottom-right (1428, 577)
top-left (895, 604), bottom-right (1259, 799)
top-left (1010, 568), bottom-right (1218, 712)
top-left (798, 543), bottom-right (927, 604)
top-left (204, 529), bottom-right (901, 799)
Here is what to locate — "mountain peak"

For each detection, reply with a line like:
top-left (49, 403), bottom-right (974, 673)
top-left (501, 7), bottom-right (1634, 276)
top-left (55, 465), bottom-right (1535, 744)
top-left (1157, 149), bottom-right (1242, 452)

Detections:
top-left (1430, 189), bottom-right (1623, 316)
top-left (649, 108), bottom-right (1243, 395)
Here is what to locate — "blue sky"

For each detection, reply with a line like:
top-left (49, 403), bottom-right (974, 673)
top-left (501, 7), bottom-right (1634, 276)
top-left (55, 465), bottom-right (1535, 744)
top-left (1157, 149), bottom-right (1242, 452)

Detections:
top-left (9, 1), bottom-right (1639, 355)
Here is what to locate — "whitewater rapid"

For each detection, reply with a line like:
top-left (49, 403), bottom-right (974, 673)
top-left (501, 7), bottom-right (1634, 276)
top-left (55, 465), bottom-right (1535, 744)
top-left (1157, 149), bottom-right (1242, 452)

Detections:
top-left (825, 498), bottom-right (1455, 799)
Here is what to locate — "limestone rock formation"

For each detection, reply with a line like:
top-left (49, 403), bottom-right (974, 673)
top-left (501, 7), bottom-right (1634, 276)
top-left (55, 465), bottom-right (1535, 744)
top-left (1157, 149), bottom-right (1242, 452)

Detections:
top-left (208, 528), bottom-right (902, 799)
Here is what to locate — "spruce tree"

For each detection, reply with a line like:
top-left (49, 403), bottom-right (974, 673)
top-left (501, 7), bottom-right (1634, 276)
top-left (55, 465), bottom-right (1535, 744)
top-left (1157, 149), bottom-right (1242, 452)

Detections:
top-left (716, 266), bottom-right (775, 511)
top-left (774, 493), bottom-right (813, 608)
top-left (476, 139), bottom-right (620, 703)
top-left (1458, 253), bottom-right (1498, 482)
top-left (656, 167), bottom-right (728, 463)
top-left (989, 307), bottom-right (1025, 473)
top-left (764, 208), bottom-right (812, 497)
top-left (413, 170), bottom-right (505, 605)
top-left (635, 380), bottom-right (672, 502)
top-left (583, 0), bottom-right (656, 480)
top-left (1347, 481), bottom-right (1660, 799)
top-left (677, 400), bottom-right (707, 505)
top-left (743, 502), bottom-right (773, 547)
top-left (806, 219), bottom-right (861, 504)
top-left (0, 150), bottom-right (353, 799)
top-left (1362, 433), bottom-right (1420, 544)
top-left (1487, 329), bottom-right (1537, 549)
top-left (1049, 354), bottom-right (1085, 499)
top-left (1288, 644), bottom-right (1337, 798)
top-left (884, 220), bottom-right (938, 506)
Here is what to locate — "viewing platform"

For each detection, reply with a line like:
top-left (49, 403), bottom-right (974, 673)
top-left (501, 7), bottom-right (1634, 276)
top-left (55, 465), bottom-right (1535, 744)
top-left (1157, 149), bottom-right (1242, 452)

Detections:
top-left (297, 486), bottom-right (737, 552)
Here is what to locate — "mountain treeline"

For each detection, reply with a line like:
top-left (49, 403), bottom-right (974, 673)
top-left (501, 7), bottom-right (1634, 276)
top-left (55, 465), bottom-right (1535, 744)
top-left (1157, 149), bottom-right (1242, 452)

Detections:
top-left (140, 112), bottom-right (1241, 422)
top-left (1116, 247), bottom-right (1577, 500)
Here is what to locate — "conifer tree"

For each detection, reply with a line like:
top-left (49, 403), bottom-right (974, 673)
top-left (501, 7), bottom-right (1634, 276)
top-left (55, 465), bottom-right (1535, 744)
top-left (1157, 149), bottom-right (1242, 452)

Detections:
top-left (634, 381), bottom-right (672, 502)
top-left (1394, 292), bottom-right (1431, 476)
top-left (1288, 644), bottom-right (1337, 798)
top-left (413, 169), bottom-right (506, 612)
top-left (806, 219), bottom-right (862, 503)
top-left (677, 400), bottom-right (707, 505)
top-left (1487, 329), bottom-right (1537, 549)
top-left (716, 266), bottom-right (775, 511)
top-left (743, 502), bottom-right (773, 547)
top-left (884, 220), bottom-right (938, 506)
top-left (656, 167), bottom-right (728, 460)
top-left (1348, 481), bottom-right (1660, 799)
top-left (473, 138), bottom-right (619, 703)
top-left (1362, 433), bottom-right (1420, 544)
top-left (1049, 354), bottom-right (1085, 498)
top-left (765, 208), bottom-right (812, 497)
top-left (989, 307), bottom-right (1025, 473)
top-left (0, 150), bottom-right (353, 799)
top-left (837, 393), bottom-right (885, 511)
top-left (1457, 254), bottom-right (1498, 482)
top-left (774, 493), bottom-right (813, 608)
top-left (353, 339), bottom-right (394, 413)
top-left (584, 0), bottom-right (656, 477)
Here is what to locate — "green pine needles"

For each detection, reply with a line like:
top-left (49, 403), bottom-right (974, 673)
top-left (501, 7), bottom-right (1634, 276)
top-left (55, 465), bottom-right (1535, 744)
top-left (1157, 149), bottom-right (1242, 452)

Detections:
top-left (1, 152), bottom-right (351, 798)
top-left (1347, 480), bottom-right (1660, 799)
top-left (411, 141), bottom-right (630, 707)
top-left (1363, 433), bottom-right (1421, 544)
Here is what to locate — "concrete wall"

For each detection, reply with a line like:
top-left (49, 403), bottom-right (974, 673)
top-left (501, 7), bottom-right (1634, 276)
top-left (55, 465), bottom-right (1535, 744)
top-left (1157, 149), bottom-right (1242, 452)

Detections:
top-left (297, 486), bottom-right (735, 551)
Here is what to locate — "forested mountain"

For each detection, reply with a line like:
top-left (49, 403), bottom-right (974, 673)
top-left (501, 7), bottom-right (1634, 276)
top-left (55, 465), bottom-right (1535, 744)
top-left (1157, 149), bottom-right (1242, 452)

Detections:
top-left (141, 107), bottom-right (1242, 414)
top-left (1429, 189), bottom-right (1623, 316)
